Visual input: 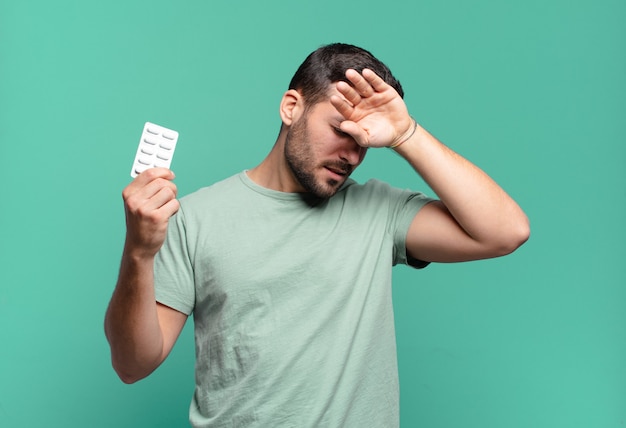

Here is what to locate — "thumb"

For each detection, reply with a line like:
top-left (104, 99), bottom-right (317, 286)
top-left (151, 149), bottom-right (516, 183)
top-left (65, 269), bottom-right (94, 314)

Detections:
top-left (340, 121), bottom-right (370, 147)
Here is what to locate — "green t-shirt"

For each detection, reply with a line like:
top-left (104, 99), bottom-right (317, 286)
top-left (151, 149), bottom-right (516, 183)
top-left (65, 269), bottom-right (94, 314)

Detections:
top-left (155, 171), bottom-right (433, 427)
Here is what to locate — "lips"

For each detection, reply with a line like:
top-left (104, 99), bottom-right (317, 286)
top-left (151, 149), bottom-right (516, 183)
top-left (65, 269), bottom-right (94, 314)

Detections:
top-left (324, 162), bottom-right (351, 176)
top-left (325, 166), bottom-right (347, 176)
top-left (323, 163), bottom-right (353, 183)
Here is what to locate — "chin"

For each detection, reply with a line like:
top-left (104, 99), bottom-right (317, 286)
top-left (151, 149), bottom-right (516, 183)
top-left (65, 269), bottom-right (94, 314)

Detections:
top-left (311, 180), bottom-right (342, 199)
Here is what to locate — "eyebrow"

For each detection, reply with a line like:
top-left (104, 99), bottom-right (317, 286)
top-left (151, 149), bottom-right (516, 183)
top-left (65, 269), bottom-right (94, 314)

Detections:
top-left (329, 110), bottom-right (346, 124)
top-left (331, 119), bottom-right (345, 129)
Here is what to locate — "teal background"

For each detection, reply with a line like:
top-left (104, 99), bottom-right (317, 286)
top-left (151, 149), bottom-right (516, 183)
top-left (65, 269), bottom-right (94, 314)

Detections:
top-left (1, 0), bottom-right (624, 426)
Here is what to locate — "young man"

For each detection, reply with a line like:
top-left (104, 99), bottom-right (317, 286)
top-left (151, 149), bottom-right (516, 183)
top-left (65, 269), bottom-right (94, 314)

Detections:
top-left (105, 43), bottom-right (529, 427)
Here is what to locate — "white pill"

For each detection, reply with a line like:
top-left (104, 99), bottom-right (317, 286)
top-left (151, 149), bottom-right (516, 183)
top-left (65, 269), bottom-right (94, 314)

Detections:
top-left (159, 141), bottom-right (174, 150)
top-left (131, 122), bottom-right (179, 178)
top-left (137, 156), bottom-right (152, 165)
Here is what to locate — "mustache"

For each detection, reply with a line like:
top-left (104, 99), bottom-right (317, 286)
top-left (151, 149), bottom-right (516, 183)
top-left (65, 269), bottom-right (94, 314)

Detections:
top-left (323, 161), bottom-right (353, 175)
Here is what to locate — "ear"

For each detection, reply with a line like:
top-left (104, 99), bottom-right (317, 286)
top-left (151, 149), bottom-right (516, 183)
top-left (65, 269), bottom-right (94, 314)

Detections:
top-left (279, 89), bottom-right (304, 126)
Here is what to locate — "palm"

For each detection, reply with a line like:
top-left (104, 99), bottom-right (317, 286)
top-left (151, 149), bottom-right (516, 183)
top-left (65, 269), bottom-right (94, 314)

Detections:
top-left (331, 68), bottom-right (412, 148)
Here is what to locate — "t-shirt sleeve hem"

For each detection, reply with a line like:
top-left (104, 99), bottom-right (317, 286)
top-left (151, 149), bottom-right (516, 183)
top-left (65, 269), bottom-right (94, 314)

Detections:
top-left (155, 292), bottom-right (194, 316)
top-left (406, 255), bottom-right (430, 269)
top-left (393, 195), bottom-right (436, 267)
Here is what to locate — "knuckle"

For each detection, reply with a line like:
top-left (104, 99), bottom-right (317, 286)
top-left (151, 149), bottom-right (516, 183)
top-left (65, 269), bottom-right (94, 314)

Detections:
top-left (143, 168), bottom-right (159, 180)
top-left (163, 186), bottom-right (176, 199)
top-left (121, 185), bottom-right (134, 201)
top-left (137, 207), bottom-right (161, 224)
top-left (124, 196), bottom-right (141, 213)
top-left (154, 177), bottom-right (170, 188)
top-left (158, 180), bottom-right (177, 197)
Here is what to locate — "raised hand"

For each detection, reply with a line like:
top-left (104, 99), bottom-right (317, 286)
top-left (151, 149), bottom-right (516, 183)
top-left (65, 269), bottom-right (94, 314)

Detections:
top-left (121, 168), bottom-right (179, 258)
top-left (330, 68), bottom-right (414, 148)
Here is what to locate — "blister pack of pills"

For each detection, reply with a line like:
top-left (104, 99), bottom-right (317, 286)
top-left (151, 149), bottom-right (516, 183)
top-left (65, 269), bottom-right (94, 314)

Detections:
top-left (130, 122), bottom-right (179, 178)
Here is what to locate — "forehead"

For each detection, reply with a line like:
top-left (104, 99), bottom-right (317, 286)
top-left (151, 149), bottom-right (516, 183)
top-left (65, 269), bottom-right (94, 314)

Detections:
top-left (306, 84), bottom-right (347, 121)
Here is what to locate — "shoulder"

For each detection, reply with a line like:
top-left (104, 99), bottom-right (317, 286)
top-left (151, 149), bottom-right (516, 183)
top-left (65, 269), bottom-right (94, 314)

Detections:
top-left (179, 172), bottom-right (245, 208)
top-left (340, 178), bottom-right (389, 197)
top-left (340, 178), bottom-right (428, 203)
top-left (337, 178), bottom-right (435, 227)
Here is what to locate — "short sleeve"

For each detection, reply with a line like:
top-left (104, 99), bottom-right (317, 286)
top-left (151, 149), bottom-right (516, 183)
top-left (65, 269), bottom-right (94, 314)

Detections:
top-left (390, 187), bottom-right (436, 269)
top-left (154, 205), bottom-right (196, 315)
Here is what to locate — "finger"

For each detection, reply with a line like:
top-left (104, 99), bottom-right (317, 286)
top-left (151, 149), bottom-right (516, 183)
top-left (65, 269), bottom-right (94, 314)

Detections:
top-left (345, 69), bottom-right (375, 97)
top-left (124, 168), bottom-right (175, 199)
top-left (330, 94), bottom-right (355, 119)
top-left (339, 120), bottom-right (370, 147)
top-left (143, 183), bottom-right (178, 212)
top-left (362, 68), bottom-right (389, 93)
top-left (141, 176), bottom-right (178, 206)
top-left (133, 168), bottom-right (175, 193)
top-left (160, 198), bottom-right (180, 219)
top-left (335, 81), bottom-right (361, 107)
top-left (139, 167), bottom-right (175, 183)
top-left (124, 177), bottom-right (177, 216)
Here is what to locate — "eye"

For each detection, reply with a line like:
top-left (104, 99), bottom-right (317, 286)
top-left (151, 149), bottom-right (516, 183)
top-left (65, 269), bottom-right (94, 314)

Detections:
top-left (332, 126), bottom-right (349, 138)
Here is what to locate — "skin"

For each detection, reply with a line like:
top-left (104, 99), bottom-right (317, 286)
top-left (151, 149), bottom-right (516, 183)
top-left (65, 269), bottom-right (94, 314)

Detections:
top-left (275, 96), bottom-right (367, 198)
top-left (105, 68), bottom-right (530, 383)
top-left (283, 109), bottom-right (364, 199)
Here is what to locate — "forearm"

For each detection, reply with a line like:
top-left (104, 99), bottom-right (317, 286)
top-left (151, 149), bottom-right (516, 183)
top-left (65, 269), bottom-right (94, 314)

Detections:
top-left (330, 67), bottom-right (528, 258)
top-left (105, 244), bottom-right (165, 383)
top-left (395, 122), bottom-right (529, 251)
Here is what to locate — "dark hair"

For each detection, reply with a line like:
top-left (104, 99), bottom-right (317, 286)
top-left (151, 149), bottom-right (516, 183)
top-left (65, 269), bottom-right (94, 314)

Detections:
top-left (288, 43), bottom-right (404, 106)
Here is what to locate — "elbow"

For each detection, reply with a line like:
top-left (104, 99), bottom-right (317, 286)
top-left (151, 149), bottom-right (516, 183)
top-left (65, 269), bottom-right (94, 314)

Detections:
top-left (119, 375), bottom-right (142, 385)
top-left (495, 218), bottom-right (531, 257)
top-left (112, 360), bottom-right (151, 385)
top-left (104, 321), bottom-right (162, 385)
top-left (105, 331), bottom-right (145, 384)
top-left (116, 367), bottom-right (141, 385)
top-left (513, 215), bottom-right (531, 250)
top-left (109, 351), bottom-right (156, 384)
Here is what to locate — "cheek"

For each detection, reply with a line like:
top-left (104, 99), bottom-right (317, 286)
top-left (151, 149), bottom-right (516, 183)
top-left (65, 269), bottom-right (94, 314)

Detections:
top-left (358, 147), bottom-right (368, 163)
top-left (305, 129), bottom-right (334, 157)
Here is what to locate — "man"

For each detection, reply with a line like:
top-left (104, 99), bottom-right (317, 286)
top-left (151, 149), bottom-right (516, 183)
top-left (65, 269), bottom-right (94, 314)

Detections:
top-left (105, 43), bottom-right (529, 427)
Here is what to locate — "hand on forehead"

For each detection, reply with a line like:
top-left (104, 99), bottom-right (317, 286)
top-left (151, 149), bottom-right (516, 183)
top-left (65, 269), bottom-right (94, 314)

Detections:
top-left (327, 68), bottom-right (411, 148)
top-left (330, 68), bottom-right (396, 120)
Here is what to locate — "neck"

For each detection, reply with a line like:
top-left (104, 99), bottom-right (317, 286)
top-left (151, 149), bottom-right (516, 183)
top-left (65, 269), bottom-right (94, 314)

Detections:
top-left (247, 132), bottom-right (304, 193)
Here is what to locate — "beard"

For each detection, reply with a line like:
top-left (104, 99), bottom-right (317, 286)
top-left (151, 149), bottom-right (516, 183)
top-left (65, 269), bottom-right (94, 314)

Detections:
top-left (284, 114), bottom-right (352, 199)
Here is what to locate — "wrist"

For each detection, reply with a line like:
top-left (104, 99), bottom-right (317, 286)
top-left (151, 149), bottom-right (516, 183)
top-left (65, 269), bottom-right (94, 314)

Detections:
top-left (389, 117), bottom-right (417, 149)
top-left (122, 240), bottom-right (159, 264)
top-left (391, 121), bottom-right (428, 155)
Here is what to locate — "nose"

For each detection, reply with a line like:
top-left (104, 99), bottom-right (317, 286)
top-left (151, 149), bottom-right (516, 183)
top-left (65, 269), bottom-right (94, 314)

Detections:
top-left (339, 136), bottom-right (367, 166)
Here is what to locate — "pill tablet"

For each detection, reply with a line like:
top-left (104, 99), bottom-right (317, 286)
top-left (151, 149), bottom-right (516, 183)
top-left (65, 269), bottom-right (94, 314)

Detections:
top-left (130, 122), bottom-right (179, 177)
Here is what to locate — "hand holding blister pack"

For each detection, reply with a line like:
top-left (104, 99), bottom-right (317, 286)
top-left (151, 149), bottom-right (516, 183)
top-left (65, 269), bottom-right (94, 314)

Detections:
top-left (130, 122), bottom-right (179, 178)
